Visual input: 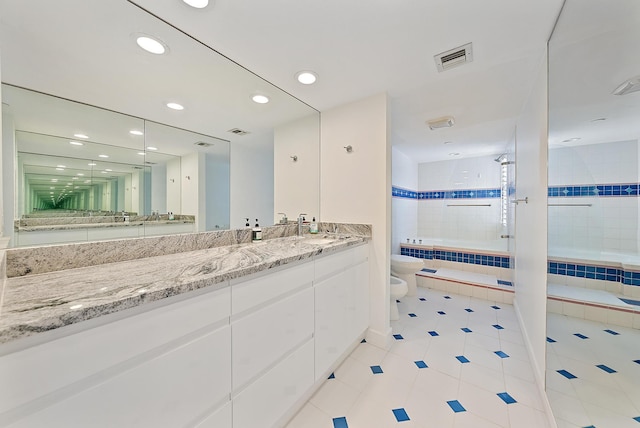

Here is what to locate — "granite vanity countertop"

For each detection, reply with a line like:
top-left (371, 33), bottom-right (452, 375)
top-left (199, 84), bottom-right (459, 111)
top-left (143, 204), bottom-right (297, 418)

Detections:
top-left (0, 234), bottom-right (368, 344)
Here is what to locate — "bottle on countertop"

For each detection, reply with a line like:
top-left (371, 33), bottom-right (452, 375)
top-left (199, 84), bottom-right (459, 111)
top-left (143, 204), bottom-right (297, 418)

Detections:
top-left (168, 212), bottom-right (174, 221)
top-left (245, 218), bottom-right (250, 227)
top-left (310, 217), bottom-right (318, 234)
top-left (252, 219), bottom-right (262, 243)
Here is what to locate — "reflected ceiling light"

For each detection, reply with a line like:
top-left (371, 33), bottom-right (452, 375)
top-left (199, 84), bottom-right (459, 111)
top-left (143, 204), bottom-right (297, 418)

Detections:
top-left (77, 173), bottom-right (84, 176)
top-left (74, 133), bottom-right (89, 139)
top-left (295, 71), bottom-right (318, 85)
top-left (130, 130), bottom-right (144, 136)
top-left (72, 177), bottom-right (79, 180)
top-left (55, 167), bottom-right (65, 171)
top-left (183, 0), bottom-right (209, 8)
top-left (448, 152), bottom-right (460, 156)
top-left (51, 179), bottom-right (58, 182)
top-left (166, 102), bottom-right (184, 110)
top-left (252, 94), bottom-right (270, 104)
top-left (74, 186), bottom-right (79, 189)
top-left (138, 152), bottom-right (146, 156)
top-left (444, 141), bottom-right (453, 145)
top-left (562, 137), bottom-right (581, 143)
top-left (99, 154), bottom-right (109, 158)
top-left (69, 141), bottom-right (84, 146)
top-left (84, 180), bottom-right (91, 183)
top-left (135, 35), bottom-right (167, 55)
top-left (49, 192), bottom-right (53, 194)
top-left (88, 162), bottom-right (97, 166)
top-left (105, 169), bottom-right (113, 172)
top-left (101, 171), bottom-right (108, 174)
top-left (50, 187), bottom-right (55, 189)
top-left (146, 146), bottom-right (158, 151)
top-left (612, 75), bottom-right (640, 96)
top-left (57, 164), bottom-right (66, 168)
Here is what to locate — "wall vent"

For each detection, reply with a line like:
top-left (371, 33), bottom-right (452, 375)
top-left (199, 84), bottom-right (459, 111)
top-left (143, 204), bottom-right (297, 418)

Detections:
top-left (434, 43), bottom-right (473, 72)
top-left (227, 128), bottom-right (250, 136)
top-left (194, 141), bottom-right (213, 147)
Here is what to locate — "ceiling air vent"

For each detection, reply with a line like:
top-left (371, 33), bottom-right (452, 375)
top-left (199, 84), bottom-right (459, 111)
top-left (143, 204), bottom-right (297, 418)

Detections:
top-left (194, 141), bottom-right (213, 147)
top-left (434, 42), bottom-right (473, 72)
top-left (426, 116), bottom-right (455, 130)
top-left (227, 128), bottom-right (250, 136)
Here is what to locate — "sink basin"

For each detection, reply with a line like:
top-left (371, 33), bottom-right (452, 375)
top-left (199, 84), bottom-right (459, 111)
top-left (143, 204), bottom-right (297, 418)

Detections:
top-left (306, 238), bottom-right (336, 245)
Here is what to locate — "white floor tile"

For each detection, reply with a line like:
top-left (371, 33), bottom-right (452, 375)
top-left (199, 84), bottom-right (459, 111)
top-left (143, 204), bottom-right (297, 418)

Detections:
top-left (507, 403), bottom-right (552, 428)
top-left (309, 378), bottom-right (360, 417)
top-left (286, 403), bottom-right (333, 428)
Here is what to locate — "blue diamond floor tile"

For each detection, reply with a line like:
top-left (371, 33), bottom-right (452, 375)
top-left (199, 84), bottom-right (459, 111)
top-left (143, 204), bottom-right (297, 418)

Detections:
top-left (415, 360), bottom-right (428, 369)
top-left (333, 417), bottom-right (349, 428)
top-left (371, 365), bottom-right (383, 374)
top-left (465, 308), bottom-right (474, 312)
top-left (604, 329), bottom-right (620, 335)
top-left (491, 305), bottom-right (501, 310)
top-left (428, 331), bottom-right (439, 336)
top-left (393, 334), bottom-right (404, 340)
top-left (621, 298), bottom-right (640, 306)
top-left (392, 408), bottom-right (410, 422)
top-left (574, 333), bottom-right (589, 339)
top-left (456, 355), bottom-right (470, 363)
top-left (408, 313), bottom-right (417, 317)
top-left (447, 400), bottom-right (466, 413)
top-left (583, 425), bottom-right (596, 428)
top-left (633, 416), bottom-right (640, 422)
top-left (419, 297), bottom-right (426, 301)
top-left (438, 311), bottom-right (446, 315)
top-left (461, 328), bottom-right (472, 333)
top-left (557, 369), bottom-right (577, 379)
top-left (596, 364), bottom-right (617, 374)
top-left (497, 392), bottom-right (517, 404)
top-left (495, 351), bottom-right (509, 358)
top-left (493, 324), bottom-right (504, 330)
top-left (444, 296), bottom-right (452, 299)
top-left (361, 339), bottom-right (367, 343)
top-left (547, 337), bottom-right (557, 343)
top-left (328, 372), bottom-right (335, 379)
top-left (634, 360), bottom-right (640, 365)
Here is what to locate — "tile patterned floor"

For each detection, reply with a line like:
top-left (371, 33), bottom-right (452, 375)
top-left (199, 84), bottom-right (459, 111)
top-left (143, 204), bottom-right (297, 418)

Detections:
top-left (546, 312), bottom-right (640, 428)
top-left (286, 287), bottom-right (550, 428)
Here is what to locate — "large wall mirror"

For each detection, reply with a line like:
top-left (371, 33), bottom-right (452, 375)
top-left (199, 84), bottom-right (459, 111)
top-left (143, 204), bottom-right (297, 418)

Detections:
top-left (1, 0), bottom-right (320, 247)
top-left (546, 0), bottom-right (640, 426)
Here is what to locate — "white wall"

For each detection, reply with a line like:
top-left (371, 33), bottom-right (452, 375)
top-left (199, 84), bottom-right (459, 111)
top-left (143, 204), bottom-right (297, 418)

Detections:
top-left (391, 147), bottom-right (417, 254)
top-left (181, 152), bottom-right (201, 229)
top-left (230, 131), bottom-right (274, 230)
top-left (514, 54), bottom-right (548, 389)
top-left (417, 155), bottom-right (503, 242)
top-left (274, 114), bottom-right (320, 224)
top-left (548, 140), bottom-right (639, 254)
top-left (320, 93), bottom-right (391, 349)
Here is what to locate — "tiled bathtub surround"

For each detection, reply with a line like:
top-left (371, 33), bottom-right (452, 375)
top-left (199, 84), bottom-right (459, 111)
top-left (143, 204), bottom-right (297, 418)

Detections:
top-left (5, 222), bottom-right (371, 278)
top-left (401, 245), bottom-right (511, 269)
top-left (548, 259), bottom-right (640, 286)
top-left (548, 183), bottom-right (640, 197)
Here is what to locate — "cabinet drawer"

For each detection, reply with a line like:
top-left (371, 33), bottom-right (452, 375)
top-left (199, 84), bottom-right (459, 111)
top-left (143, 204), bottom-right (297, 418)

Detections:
top-left (0, 286), bottom-right (230, 415)
top-left (231, 261), bottom-right (313, 315)
top-left (8, 325), bottom-right (231, 428)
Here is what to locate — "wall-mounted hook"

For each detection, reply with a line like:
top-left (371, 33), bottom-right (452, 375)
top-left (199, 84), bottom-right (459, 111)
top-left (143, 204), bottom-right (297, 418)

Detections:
top-left (290, 155), bottom-right (298, 162)
top-left (344, 145), bottom-right (353, 153)
top-left (185, 176), bottom-right (191, 180)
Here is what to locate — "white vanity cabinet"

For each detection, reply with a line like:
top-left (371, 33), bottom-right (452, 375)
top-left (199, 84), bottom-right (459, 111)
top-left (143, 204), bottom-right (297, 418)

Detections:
top-left (0, 242), bottom-right (370, 428)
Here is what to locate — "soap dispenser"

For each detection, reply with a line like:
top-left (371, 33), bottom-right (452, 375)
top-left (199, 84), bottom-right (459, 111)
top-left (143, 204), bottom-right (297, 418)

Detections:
top-left (252, 219), bottom-right (262, 243)
top-left (310, 217), bottom-right (318, 234)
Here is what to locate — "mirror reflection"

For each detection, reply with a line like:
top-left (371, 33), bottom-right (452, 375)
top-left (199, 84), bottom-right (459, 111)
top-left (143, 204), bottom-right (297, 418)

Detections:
top-left (546, 0), bottom-right (640, 426)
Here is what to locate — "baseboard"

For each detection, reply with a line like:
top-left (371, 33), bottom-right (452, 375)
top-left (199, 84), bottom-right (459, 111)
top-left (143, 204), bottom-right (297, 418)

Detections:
top-left (513, 299), bottom-right (558, 428)
top-left (365, 325), bottom-right (393, 350)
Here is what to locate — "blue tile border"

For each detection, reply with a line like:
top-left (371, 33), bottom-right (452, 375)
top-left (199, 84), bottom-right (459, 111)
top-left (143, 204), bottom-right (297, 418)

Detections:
top-left (392, 185), bottom-right (501, 200)
top-left (402, 246), bottom-right (511, 269)
top-left (548, 183), bottom-right (640, 198)
top-left (548, 260), bottom-right (640, 286)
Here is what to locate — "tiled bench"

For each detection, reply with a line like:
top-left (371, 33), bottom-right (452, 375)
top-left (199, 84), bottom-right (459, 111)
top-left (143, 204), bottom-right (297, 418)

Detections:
top-left (416, 267), bottom-right (514, 304)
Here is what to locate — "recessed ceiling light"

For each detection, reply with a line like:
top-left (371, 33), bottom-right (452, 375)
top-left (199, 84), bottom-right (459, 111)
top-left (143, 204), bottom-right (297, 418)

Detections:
top-left (252, 94), bottom-right (270, 104)
top-left (166, 102), bottom-right (184, 110)
top-left (183, 0), bottom-right (209, 8)
top-left (295, 71), bottom-right (318, 85)
top-left (146, 146), bottom-right (158, 151)
top-left (74, 133), bottom-right (89, 139)
top-left (136, 35), bottom-right (167, 55)
top-left (69, 141), bottom-right (84, 146)
top-left (99, 154), bottom-right (109, 158)
top-left (130, 130), bottom-right (144, 136)
top-left (88, 162), bottom-right (97, 166)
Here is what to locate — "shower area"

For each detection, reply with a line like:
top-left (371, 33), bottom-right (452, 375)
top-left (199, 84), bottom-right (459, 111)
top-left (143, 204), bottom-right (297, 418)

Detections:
top-left (546, 0), bottom-right (640, 328)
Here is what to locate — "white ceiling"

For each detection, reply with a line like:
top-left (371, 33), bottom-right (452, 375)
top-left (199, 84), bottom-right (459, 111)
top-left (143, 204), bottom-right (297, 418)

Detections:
top-left (7, 0), bottom-right (613, 166)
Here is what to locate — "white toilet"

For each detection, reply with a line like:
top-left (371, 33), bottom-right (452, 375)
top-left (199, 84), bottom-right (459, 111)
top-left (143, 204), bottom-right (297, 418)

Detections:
top-left (390, 254), bottom-right (424, 297)
top-left (390, 276), bottom-right (408, 321)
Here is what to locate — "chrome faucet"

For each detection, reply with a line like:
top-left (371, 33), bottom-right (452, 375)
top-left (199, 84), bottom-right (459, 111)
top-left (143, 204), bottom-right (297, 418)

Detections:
top-left (298, 213), bottom-right (307, 236)
top-left (277, 212), bottom-right (288, 224)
